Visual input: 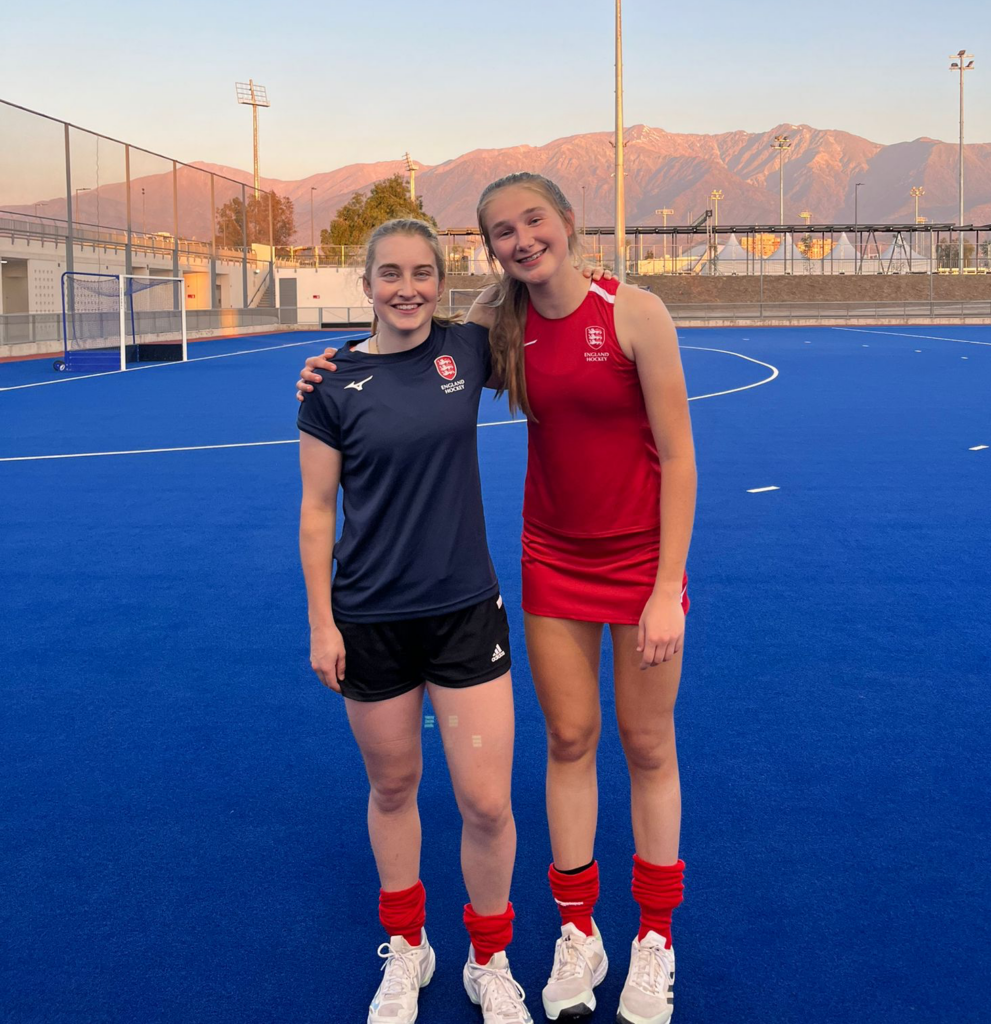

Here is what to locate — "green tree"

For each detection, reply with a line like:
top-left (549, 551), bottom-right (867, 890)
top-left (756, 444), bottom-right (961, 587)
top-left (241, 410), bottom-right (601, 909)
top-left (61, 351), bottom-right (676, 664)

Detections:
top-left (936, 240), bottom-right (975, 269)
top-left (216, 193), bottom-right (295, 248)
top-left (321, 174), bottom-right (434, 249)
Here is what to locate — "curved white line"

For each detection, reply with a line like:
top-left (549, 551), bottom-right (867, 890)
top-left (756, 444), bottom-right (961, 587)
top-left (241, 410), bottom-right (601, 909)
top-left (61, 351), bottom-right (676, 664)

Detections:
top-left (0, 335), bottom-right (360, 392)
top-left (1, 346), bottom-right (779, 462)
top-left (680, 345), bottom-right (779, 400)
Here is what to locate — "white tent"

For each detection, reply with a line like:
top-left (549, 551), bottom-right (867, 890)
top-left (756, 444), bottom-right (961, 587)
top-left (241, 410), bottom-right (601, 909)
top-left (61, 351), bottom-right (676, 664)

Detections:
top-left (702, 234), bottom-right (749, 275)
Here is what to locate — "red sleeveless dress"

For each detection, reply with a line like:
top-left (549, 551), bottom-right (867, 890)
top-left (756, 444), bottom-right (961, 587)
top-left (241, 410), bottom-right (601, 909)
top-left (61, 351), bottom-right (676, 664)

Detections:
top-left (521, 278), bottom-right (689, 623)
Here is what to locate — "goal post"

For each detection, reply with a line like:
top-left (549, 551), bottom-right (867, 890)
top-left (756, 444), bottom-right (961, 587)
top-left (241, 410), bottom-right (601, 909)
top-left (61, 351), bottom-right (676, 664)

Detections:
top-left (59, 272), bottom-right (188, 372)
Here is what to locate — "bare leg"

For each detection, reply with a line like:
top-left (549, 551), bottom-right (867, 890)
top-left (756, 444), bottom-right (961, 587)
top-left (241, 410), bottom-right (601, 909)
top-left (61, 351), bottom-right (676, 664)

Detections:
top-left (345, 686), bottom-right (425, 890)
top-left (524, 613), bottom-right (604, 869)
top-left (428, 672), bottom-right (516, 915)
top-left (611, 626), bottom-right (683, 864)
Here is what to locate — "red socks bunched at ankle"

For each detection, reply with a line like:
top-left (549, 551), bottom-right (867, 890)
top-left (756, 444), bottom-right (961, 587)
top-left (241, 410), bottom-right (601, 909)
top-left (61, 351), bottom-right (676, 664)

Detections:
top-left (631, 855), bottom-right (685, 946)
top-left (548, 860), bottom-right (599, 937)
top-left (379, 880), bottom-right (426, 946)
top-left (463, 902), bottom-right (515, 965)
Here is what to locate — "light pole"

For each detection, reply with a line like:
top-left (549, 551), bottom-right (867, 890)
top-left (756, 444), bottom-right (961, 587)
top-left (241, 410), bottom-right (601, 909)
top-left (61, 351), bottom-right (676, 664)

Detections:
top-left (235, 80), bottom-right (271, 198)
top-left (854, 182), bottom-right (863, 274)
top-left (771, 134), bottom-right (791, 225)
top-left (34, 201), bottom-right (47, 223)
top-left (709, 190), bottom-right (723, 227)
top-left (310, 186), bottom-right (316, 251)
top-left (655, 208), bottom-right (673, 266)
top-left (581, 185), bottom-right (587, 242)
top-left (800, 211), bottom-right (812, 226)
top-left (910, 186), bottom-right (925, 225)
top-left (403, 152), bottom-right (418, 202)
top-left (949, 50), bottom-right (974, 271)
top-left (613, 0), bottom-right (626, 281)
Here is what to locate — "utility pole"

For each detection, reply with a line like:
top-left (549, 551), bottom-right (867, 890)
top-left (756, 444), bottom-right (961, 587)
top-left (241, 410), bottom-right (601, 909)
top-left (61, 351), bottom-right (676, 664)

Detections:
top-left (404, 152), bottom-right (418, 203)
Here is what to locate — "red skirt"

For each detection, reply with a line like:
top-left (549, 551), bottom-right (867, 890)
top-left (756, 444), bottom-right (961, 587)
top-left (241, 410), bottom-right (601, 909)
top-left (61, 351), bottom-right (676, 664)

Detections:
top-left (521, 521), bottom-right (689, 625)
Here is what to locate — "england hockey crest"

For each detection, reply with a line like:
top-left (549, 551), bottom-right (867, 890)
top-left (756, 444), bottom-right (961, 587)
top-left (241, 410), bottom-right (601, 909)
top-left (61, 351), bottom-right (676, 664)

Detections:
top-left (435, 355), bottom-right (458, 380)
top-left (585, 327), bottom-right (605, 349)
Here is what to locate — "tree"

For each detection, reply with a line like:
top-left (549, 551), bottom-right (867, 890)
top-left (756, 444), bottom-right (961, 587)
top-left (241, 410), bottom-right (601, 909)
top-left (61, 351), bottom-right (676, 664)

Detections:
top-left (215, 193), bottom-right (295, 248)
top-left (936, 240), bottom-right (975, 269)
top-left (321, 174), bottom-right (435, 249)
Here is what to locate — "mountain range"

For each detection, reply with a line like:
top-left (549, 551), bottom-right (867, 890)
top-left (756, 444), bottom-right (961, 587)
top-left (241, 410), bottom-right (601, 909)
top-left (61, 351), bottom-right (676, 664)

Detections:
top-left (17, 123), bottom-right (991, 242)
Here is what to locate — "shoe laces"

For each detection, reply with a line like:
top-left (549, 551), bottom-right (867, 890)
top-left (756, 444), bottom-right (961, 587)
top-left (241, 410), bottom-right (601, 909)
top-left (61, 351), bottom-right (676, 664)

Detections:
top-left (630, 940), bottom-right (672, 996)
top-left (550, 932), bottom-right (589, 981)
top-left (376, 941), bottom-right (420, 999)
top-left (467, 959), bottom-right (529, 1021)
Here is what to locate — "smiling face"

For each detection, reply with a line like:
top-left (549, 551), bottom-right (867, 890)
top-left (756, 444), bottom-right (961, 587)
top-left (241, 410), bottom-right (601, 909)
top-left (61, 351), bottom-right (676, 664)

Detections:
top-left (362, 233), bottom-right (443, 338)
top-left (481, 184), bottom-right (576, 287)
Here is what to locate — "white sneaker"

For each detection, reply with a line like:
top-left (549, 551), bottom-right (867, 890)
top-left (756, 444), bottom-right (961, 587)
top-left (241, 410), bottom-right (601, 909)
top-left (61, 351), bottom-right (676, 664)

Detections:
top-left (615, 931), bottom-right (675, 1024)
top-left (541, 921), bottom-right (609, 1019)
top-left (368, 930), bottom-right (436, 1024)
top-left (463, 946), bottom-right (534, 1023)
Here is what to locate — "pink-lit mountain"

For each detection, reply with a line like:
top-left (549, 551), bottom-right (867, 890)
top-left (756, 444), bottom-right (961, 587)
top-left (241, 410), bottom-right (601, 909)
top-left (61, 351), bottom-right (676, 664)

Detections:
top-left (14, 124), bottom-right (991, 240)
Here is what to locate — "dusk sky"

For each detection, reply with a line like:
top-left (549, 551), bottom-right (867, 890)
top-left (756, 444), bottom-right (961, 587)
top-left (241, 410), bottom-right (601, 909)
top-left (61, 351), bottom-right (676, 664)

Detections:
top-left (1, 0), bottom-right (988, 180)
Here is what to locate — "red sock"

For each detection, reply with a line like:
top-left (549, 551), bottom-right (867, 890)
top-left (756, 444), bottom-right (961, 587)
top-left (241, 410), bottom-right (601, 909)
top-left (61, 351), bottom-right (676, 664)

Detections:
top-left (463, 902), bottom-right (515, 966)
top-left (548, 860), bottom-right (599, 937)
top-left (631, 855), bottom-right (684, 946)
top-left (379, 880), bottom-right (426, 946)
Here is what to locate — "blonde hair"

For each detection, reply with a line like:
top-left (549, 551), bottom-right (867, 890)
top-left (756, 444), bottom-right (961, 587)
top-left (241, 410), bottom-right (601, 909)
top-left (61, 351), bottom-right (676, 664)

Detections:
top-left (476, 173), bottom-right (583, 419)
top-left (363, 218), bottom-right (456, 335)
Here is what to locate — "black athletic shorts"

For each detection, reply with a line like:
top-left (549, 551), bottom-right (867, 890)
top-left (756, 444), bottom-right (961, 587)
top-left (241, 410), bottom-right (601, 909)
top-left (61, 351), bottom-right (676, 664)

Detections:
top-left (335, 593), bottom-right (512, 702)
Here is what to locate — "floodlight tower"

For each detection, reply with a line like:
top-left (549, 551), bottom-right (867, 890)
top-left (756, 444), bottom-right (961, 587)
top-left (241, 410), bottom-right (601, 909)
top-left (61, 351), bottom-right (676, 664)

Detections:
top-left (235, 80), bottom-right (271, 198)
top-left (403, 152), bottom-right (418, 203)
top-left (948, 50), bottom-right (974, 271)
top-left (910, 186), bottom-right (925, 224)
top-left (800, 211), bottom-right (812, 226)
top-left (709, 190), bottom-right (724, 227)
top-left (770, 135), bottom-right (791, 225)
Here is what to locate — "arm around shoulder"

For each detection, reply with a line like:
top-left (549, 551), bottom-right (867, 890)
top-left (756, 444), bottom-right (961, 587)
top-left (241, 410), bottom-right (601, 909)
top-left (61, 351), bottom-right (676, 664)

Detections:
top-left (465, 284), bottom-right (499, 329)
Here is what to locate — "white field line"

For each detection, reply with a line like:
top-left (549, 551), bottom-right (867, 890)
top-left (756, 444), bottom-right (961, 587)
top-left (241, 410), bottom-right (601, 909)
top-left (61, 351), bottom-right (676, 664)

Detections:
top-left (1, 346), bottom-right (778, 463)
top-left (0, 336), bottom-right (357, 392)
top-left (0, 440), bottom-right (300, 462)
top-left (747, 485), bottom-right (780, 493)
top-left (831, 327), bottom-right (991, 347)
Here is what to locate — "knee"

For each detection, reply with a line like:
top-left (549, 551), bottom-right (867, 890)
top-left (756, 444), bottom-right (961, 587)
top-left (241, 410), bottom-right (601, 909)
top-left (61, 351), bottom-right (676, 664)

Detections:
top-left (460, 791), bottom-right (513, 837)
top-left (369, 765), bottom-right (421, 813)
top-left (619, 721), bottom-right (676, 774)
top-left (546, 720), bottom-right (600, 765)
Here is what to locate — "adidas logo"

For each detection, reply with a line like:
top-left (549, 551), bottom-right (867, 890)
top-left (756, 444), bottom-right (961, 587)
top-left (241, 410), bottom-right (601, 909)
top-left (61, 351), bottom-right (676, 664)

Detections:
top-left (491, 644), bottom-right (506, 663)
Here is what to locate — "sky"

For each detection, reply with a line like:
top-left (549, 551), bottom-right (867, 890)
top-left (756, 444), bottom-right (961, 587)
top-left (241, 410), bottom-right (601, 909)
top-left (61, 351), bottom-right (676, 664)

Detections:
top-left (1, 0), bottom-right (988, 181)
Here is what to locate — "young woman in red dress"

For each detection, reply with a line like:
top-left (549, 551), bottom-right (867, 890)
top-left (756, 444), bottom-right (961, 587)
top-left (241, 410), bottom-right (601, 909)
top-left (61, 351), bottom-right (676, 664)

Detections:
top-left (299, 176), bottom-right (695, 1024)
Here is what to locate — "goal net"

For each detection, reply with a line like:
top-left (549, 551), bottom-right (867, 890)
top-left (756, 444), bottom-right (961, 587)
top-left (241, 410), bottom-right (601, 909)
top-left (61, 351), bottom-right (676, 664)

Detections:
top-left (60, 273), bottom-right (188, 372)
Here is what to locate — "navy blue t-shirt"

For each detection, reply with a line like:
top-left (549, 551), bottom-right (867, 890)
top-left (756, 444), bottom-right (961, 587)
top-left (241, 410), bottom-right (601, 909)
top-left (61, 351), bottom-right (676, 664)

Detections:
top-left (297, 320), bottom-right (499, 623)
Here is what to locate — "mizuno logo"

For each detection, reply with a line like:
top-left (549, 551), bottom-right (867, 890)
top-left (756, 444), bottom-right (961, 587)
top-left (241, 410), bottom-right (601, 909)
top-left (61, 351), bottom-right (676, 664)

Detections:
top-left (491, 644), bottom-right (506, 663)
top-left (345, 376), bottom-right (373, 391)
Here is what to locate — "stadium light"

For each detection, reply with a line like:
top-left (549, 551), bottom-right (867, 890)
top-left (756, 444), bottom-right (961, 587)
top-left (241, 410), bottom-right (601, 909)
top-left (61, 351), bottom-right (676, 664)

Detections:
top-left (235, 80), bottom-right (271, 198)
top-left (800, 211), bottom-right (812, 225)
top-left (403, 152), bottom-right (418, 203)
top-left (709, 190), bottom-right (723, 227)
top-left (74, 187), bottom-right (90, 228)
top-left (910, 186), bottom-right (925, 225)
top-left (770, 135), bottom-right (791, 225)
top-left (948, 50), bottom-right (974, 271)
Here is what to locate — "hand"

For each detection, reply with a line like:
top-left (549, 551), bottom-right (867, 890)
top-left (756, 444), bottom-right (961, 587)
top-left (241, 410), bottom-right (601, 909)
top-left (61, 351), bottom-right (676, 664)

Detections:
top-left (296, 347), bottom-right (339, 402)
top-left (636, 590), bottom-right (685, 670)
top-left (581, 265), bottom-right (615, 282)
top-left (310, 623), bottom-right (346, 692)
